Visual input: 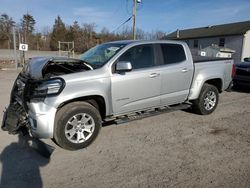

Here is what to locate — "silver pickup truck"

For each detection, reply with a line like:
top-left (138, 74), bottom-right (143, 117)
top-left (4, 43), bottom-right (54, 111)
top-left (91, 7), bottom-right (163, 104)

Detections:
top-left (2, 40), bottom-right (235, 150)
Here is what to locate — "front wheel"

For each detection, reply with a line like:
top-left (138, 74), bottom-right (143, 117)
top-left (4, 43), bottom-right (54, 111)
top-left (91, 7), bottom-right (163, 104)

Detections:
top-left (53, 102), bottom-right (102, 150)
top-left (192, 83), bottom-right (219, 115)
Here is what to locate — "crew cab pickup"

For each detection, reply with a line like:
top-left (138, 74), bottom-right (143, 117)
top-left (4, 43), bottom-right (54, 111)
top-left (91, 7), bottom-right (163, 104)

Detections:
top-left (2, 40), bottom-right (234, 150)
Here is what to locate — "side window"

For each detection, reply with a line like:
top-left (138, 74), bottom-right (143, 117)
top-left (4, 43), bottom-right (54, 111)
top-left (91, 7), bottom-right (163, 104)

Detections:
top-left (118, 44), bottom-right (155, 70)
top-left (160, 44), bottom-right (186, 65)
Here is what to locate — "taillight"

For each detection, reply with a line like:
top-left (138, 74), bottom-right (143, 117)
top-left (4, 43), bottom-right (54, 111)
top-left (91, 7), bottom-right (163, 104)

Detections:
top-left (232, 64), bottom-right (236, 78)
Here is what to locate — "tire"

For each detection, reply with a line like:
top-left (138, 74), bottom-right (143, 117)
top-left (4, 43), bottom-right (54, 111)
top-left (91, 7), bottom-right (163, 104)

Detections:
top-left (192, 83), bottom-right (219, 115)
top-left (53, 101), bottom-right (102, 150)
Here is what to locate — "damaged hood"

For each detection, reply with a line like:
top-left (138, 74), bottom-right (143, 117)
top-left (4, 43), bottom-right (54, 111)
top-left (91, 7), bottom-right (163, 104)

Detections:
top-left (22, 57), bottom-right (92, 79)
top-left (22, 57), bottom-right (53, 79)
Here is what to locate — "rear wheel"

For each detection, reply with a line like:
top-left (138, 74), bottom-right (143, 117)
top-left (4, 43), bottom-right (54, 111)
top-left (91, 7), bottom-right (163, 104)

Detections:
top-left (192, 83), bottom-right (219, 115)
top-left (54, 102), bottom-right (101, 150)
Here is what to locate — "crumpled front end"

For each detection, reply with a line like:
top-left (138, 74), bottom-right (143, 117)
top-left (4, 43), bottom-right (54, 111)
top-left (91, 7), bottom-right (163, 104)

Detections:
top-left (1, 102), bottom-right (27, 134)
top-left (1, 73), bottom-right (60, 139)
top-left (2, 56), bottom-right (92, 138)
top-left (1, 75), bottom-right (30, 134)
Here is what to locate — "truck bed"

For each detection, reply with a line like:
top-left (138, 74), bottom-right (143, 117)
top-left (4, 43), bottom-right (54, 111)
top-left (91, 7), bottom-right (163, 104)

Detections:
top-left (188, 56), bottom-right (234, 100)
top-left (192, 55), bottom-right (232, 63)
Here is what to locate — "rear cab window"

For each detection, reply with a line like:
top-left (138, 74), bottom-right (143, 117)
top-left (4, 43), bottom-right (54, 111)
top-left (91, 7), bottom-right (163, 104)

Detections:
top-left (160, 43), bottom-right (186, 65)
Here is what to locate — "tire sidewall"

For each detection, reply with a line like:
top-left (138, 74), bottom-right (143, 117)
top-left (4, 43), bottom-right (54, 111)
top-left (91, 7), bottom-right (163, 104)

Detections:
top-left (55, 103), bottom-right (101, 150)
top-left (198, 84), bottom-right (219, 115)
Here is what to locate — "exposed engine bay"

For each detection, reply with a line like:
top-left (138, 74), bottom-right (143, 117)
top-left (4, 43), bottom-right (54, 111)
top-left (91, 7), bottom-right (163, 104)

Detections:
top-left (42, 58), bottom-right (93, 78)
top-left (22, 57), bottom-right (93, 79)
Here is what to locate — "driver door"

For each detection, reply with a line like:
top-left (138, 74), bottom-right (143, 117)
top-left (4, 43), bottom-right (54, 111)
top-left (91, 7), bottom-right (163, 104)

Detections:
top-left (111, 44), bottom-right (161, 115)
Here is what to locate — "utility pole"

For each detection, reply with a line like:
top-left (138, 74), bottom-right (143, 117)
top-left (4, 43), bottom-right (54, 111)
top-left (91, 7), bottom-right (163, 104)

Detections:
top-left (132, 0), bottom-right (137, 40)
top-left (132, 0), bottom-right (141, 40)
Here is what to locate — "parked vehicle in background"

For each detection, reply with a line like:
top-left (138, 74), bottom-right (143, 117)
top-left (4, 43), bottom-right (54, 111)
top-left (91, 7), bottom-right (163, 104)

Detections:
top-left (243, 57), bottom-right (250, 62)
top-left (233, 58), bottom-right (250, 87)
top-left (2, 40), bottom-right (234, 150)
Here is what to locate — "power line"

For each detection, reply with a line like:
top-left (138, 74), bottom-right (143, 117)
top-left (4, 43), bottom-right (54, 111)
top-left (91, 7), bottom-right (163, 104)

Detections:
top-left (112, 0), bottom-right (142, 38)
top-left (126, 0), bottom-right (143, 15)
top-left (112, 15), bottom-right (133, 33)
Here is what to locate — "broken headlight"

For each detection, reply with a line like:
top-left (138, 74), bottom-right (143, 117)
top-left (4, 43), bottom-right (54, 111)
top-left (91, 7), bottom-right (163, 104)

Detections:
top-left (30, 78), bottom-right (65, 98)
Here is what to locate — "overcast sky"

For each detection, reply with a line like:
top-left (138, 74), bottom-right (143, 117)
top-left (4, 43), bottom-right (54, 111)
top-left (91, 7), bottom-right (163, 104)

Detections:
top-left (1, 0), bottom-right (250, 34)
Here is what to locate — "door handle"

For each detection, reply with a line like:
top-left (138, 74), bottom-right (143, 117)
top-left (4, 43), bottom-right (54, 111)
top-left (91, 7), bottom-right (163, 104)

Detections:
top-left (149, 73), bottom-right (160, 78)
top-left (181, 68), bottom-right (188, 73)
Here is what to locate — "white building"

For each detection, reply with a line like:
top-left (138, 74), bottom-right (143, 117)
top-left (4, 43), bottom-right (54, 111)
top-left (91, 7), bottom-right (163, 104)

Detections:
top-left (166, 21), bottom-right (250, 63)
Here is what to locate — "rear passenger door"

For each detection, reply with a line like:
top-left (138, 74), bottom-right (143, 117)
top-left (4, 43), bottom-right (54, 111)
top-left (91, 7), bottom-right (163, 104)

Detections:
top-left (159, 43), bottom-right (194, 105)
top-left (111, 44), bottom-right (161, 115)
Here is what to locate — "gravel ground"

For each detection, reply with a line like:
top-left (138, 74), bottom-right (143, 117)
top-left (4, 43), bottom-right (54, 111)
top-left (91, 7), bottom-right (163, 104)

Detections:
top-left (0, 70), bottom-right (250, 188)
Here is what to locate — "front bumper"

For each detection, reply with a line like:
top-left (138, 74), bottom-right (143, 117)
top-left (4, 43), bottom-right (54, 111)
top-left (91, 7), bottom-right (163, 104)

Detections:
top-left (2, 100), bottom-right (57, 139)
top-left (27, 102), bottom-right (57, 139)
top-left (1, 74), bottom-right (57, 139)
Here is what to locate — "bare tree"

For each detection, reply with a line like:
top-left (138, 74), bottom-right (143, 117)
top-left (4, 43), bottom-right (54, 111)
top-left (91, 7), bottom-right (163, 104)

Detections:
top-left (0, 13), bottom-right (15, 49)
top-left (154, 30), bottom-right (166, 40)
top-left (21, 13), bottom-right (36, 43)
top-left (82, 23), bottom-right (96, 51)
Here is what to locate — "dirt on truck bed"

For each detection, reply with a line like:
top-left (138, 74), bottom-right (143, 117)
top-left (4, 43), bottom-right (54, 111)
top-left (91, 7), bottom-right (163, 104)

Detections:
top-left (0, 70), bottom-right (250, 188)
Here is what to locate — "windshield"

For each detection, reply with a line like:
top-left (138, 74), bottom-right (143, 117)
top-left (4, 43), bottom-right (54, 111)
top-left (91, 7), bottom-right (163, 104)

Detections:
top-left (80, 43), bottom-right (126, 68)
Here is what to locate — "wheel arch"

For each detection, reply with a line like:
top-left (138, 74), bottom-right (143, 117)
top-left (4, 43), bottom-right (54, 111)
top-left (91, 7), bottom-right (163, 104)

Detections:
top-left (204, 78), bottom-right (223, 93)
top-left (57, 95), bottom-right (106, 119)
top-left (189, 77), bottom-right (223, 100)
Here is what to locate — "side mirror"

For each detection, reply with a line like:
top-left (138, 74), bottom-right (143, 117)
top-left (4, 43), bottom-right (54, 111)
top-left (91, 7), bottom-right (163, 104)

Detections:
top-left (116, 61), bottom-right (132, 72)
